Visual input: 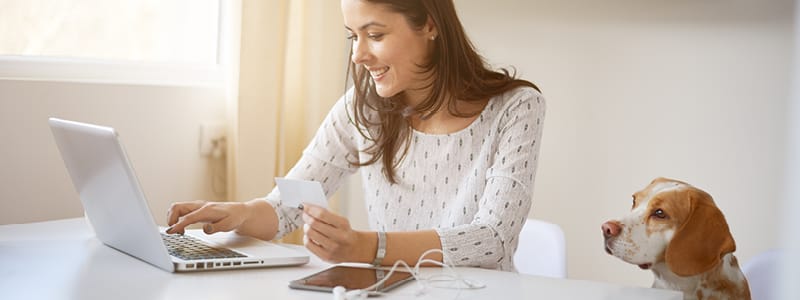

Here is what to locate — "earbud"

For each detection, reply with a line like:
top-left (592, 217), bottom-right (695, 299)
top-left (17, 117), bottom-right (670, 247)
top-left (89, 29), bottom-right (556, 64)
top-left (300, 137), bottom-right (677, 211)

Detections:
top-left (332, 286), bottom-right (346, 300)
top-left (332, 286), bottom-right (367, 300)
top-left (462, 278), bottom-right (485, 289)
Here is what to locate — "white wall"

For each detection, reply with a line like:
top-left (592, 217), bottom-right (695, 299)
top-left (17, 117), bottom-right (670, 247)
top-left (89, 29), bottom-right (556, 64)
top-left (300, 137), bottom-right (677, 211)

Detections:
top-left (779, 1), bottom-right (800, 298)
top-left (0, 80), bottom-right (227, 225)
top-left (452, 0), bottom-right (795, 286)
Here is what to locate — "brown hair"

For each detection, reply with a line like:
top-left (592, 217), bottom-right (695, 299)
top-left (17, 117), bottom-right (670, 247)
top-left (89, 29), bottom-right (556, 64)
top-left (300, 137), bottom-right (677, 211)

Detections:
top-left (347, 0), bottom-right (540, 183)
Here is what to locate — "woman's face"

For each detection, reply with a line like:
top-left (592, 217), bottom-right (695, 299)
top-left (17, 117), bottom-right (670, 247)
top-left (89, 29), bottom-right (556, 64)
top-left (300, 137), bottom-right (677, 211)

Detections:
top-left (341, 0), bottom-right (436, 101)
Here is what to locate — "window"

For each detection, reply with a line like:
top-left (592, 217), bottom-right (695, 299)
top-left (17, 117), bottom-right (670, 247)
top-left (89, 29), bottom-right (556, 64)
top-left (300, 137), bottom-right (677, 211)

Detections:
top-left (0, 0), bottom-right (230, 86)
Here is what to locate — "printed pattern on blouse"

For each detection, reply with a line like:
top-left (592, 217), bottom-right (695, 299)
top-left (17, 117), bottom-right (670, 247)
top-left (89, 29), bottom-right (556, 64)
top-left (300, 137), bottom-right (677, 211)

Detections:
top-left (261, 86), bottom-right (545, 272)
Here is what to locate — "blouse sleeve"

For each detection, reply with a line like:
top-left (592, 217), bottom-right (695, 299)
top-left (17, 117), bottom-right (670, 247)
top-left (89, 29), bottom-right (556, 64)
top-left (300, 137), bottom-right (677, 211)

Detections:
top-left (435, 88), bottom-right (546, 269)
top-left (260, 92), bottom-right (361, 240)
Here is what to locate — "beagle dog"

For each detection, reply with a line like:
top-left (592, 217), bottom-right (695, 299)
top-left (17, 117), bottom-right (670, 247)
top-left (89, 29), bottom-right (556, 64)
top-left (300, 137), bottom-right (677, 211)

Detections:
top-left (601, 177), bottom-right (750, 300)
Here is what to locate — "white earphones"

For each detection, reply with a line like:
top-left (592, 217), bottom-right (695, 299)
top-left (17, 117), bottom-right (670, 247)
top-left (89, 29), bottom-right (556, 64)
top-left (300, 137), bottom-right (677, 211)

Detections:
top-left (328, 249), bottom-right (485, 300)
top-left (332, 286), bottom-right (367, 300)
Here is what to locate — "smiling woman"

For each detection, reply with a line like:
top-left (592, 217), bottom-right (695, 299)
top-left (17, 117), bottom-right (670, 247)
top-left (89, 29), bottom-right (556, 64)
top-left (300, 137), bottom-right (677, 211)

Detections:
top-left (167, 0), bottom-right (546, 274)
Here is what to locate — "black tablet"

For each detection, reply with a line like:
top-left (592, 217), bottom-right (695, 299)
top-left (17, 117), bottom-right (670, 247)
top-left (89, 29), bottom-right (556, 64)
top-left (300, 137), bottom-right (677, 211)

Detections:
top-left (289, 265), bottom-right (414, 295)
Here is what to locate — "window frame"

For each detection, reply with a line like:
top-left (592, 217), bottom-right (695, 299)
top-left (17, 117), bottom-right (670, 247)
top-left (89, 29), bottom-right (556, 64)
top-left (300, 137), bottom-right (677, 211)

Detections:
top-left (0, 0), bottom-right (236, 88)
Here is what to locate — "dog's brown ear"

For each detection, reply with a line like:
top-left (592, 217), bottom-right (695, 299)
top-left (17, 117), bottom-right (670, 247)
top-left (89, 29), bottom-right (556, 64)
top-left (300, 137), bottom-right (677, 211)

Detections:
top-left (665, 188), bottom-right (736, 276)
top-left (651, 177), bottom-right (689, 185)
top-left (650, 177), bottom-right (670, 184)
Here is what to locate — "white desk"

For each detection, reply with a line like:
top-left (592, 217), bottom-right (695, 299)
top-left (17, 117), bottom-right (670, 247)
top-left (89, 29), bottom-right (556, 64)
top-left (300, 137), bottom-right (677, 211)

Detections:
top-left (0, 218), bottom-right (681, 300)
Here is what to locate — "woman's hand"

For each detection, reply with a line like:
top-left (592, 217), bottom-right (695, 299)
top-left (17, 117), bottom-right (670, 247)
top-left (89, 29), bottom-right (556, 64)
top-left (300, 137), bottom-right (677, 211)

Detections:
top-left (166, 201), bottom-right (250, 235)
top-left (301, 204), bottom-right (376, 263)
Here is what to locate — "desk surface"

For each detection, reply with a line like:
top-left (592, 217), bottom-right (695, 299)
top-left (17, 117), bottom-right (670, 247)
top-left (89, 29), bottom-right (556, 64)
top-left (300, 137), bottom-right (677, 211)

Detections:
top-left (0, 218), bottom-right (681, 300)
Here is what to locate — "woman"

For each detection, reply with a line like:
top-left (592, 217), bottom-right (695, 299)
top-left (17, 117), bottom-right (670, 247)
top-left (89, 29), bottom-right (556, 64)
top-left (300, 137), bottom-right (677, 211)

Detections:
top-left (167, 0), bottom-right (545, 272)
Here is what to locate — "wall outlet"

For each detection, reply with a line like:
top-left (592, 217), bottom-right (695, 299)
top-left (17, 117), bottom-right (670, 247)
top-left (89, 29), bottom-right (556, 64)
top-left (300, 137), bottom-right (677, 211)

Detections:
top-left (199, 122), bottom-right (226, 157)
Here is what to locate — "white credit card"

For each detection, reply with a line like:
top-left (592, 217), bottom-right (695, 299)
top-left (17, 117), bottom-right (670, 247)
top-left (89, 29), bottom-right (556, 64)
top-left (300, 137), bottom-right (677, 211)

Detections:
top-left (275, 178), bottom-right (329, 209)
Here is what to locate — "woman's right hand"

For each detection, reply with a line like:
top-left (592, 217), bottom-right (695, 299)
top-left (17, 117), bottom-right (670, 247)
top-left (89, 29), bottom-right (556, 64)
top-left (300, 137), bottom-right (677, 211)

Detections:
top-left (166, 200), bottom-right (250, 235)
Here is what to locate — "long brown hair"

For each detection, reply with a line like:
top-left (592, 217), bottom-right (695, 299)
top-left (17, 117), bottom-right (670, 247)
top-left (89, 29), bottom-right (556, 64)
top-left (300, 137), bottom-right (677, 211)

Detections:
top-left (347, 0), bottom-right (540, 183)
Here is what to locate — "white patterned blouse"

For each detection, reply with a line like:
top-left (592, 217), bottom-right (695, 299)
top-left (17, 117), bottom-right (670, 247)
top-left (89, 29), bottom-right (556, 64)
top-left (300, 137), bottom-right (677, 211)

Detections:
top-left (263, 86), bottom-right (545, 272)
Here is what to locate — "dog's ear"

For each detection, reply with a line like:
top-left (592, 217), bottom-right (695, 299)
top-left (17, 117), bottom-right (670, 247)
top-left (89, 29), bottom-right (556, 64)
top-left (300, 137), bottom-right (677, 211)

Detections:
top-left (665, 188), bottom-right (736, 276)
top-left (651, 177), bottom-right (689, 185)
top-left (650, 177), bottom-right (669, 184)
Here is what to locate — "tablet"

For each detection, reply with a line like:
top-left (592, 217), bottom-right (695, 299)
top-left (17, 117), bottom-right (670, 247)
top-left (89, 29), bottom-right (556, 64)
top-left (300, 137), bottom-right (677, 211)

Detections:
top-left (289, 265), bottom-right (414, 295)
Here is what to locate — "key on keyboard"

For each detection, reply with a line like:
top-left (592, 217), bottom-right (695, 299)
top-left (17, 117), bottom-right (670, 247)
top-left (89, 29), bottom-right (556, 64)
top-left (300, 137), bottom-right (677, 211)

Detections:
top-left (161, 233), bottom-right (247, 260)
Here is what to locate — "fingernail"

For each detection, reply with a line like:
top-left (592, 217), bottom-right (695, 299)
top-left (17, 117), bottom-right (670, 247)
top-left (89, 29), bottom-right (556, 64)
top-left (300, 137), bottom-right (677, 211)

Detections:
top-left (203, 224), bottom-right (213, 233)
top-left (166, 226), bottom-right (173, 233)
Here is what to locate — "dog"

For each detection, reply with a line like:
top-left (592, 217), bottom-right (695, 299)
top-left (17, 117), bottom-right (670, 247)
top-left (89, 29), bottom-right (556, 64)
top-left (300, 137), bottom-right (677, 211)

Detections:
top-left (601, 177), bottom-right (750, 300)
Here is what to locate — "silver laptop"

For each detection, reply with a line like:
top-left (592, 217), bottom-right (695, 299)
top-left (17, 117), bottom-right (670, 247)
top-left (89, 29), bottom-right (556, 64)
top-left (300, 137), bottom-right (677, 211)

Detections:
top-left (48, 118), bottom-right (309, 272)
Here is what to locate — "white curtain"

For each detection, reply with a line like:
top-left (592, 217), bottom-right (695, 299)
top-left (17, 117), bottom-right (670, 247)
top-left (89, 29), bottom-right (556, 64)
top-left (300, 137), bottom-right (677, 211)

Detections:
top-left (227, 0), bottom-right (347, 244)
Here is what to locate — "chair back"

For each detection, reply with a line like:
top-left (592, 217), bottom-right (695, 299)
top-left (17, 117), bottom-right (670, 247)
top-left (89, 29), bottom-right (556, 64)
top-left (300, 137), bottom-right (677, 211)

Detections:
top-left (513, 218), bottom-right (567, 278)
top-left (743, 249), bottom-right (780, 300)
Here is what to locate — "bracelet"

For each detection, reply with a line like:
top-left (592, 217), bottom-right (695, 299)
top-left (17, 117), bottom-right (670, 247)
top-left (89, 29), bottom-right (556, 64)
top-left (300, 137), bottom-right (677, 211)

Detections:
top-left (372, 231), bottom-right (386, 266)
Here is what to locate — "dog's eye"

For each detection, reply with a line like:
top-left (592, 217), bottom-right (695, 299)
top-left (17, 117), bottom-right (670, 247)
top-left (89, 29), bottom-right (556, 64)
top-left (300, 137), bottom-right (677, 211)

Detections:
top-left (652, 209), bottom-right (667, 219)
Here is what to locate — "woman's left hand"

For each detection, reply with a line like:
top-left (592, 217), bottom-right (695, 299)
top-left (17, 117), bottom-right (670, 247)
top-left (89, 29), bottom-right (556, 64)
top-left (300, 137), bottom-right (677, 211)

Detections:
top-left (301, 203), bottom-right (374, 263)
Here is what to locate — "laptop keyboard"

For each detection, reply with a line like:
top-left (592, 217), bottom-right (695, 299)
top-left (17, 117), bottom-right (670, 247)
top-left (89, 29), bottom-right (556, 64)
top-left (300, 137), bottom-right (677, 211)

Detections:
top-left (161, 233), bottom-right (247, 260)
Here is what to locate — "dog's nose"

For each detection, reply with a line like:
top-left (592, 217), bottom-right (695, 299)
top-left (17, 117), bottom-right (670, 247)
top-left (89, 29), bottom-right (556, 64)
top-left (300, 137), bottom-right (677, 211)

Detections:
top-left (602, 221), bottom-right (621, 238)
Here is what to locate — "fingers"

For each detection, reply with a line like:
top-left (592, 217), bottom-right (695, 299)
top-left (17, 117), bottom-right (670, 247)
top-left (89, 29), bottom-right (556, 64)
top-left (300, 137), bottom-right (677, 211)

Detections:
top-left (203, 224), bottom-right (214, 234)
top-left (303, 231), bottom-right (333, 262)
top-left (304, 223), bottom-right (345, 263)
top-left (301, 212), bottom-right (333, 247)
top-left (167, 200), bottom-right (205, 227)
top-left (204, 216), bottom-right (239, 234)
top-left (302, 203), bottom-right (350, 229)
top-left (303, 223), bottom-right (332, 249)
top-left (302, 210), bottom-right (346, 242)
top-left (166, 208), bottom-right (206, 234)
top-left (301, 204), bottom-right (359, 263)
top-left (166, 203), bottom-right (223, 234)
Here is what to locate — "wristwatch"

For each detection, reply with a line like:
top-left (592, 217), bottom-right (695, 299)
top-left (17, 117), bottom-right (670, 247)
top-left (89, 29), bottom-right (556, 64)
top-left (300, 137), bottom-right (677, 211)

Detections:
top-left (372, 231), bottom-right (386, 266)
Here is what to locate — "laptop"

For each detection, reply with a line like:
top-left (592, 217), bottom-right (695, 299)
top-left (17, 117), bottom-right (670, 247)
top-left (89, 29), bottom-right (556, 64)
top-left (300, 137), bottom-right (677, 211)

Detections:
top-left (48, 118), bottom-right (309, 272)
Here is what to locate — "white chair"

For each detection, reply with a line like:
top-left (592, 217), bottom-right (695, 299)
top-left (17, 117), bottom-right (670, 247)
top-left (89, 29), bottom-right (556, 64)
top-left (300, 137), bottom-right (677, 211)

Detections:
top-left (513, 218), bottom-right (567, 278)
top-left (742, 249), bottom-right (780, 300)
